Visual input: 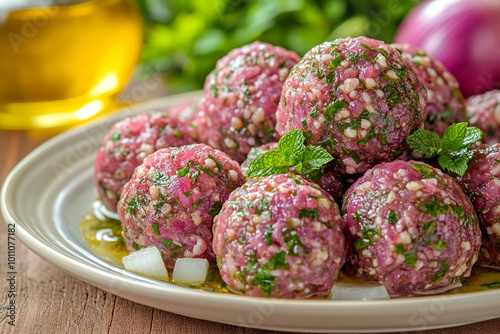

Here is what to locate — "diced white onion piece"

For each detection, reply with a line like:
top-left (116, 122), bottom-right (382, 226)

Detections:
top-left (330, 282), bottom-right (390, 300)
top-left (122, 246), bottom-right (169, 281)
top-left (172, 258), bottom-right (209, 285)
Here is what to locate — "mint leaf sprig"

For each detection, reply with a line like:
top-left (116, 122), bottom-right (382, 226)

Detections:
top-left (406, 123), bottom-right (482, 176)
top-left (246, 130), bottom-right (334, 179)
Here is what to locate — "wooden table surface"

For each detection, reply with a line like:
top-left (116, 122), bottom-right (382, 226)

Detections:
top-left (1, 129), bottom-right (500, 334)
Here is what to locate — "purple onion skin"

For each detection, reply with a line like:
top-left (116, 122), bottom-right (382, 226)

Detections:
top-left (395, 0), bottom-right (500, 97)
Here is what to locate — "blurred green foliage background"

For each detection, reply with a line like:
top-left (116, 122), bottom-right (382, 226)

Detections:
top-left (134, 0), bottom-right (420, 92)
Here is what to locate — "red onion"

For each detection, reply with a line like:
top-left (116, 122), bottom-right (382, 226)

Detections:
top-left (395, 0), bottom-right (500, 97)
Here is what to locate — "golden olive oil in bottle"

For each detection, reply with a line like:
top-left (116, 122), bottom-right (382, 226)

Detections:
top-left (0, 0), bottom-right (143, 129)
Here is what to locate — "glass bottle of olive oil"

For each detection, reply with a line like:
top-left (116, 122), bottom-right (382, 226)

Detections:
top-left (0, 0), bottom-right (143, 130)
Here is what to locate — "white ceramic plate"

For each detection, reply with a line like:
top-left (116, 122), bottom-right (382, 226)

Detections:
top-left (2, 92), bottom-right (500, 333)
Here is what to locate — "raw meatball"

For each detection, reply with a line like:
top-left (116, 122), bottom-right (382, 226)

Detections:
top-left (342, 160), bottom-right (481, 296)
top-left (196, 41), bottom-right (300, 162)
top-left (276, 37), bottom-right (426, 174)
top-left (392, 43), bottom-right (467, 136)
top-left (213, 173), bottom-right (346, 298)
top-left (118, 144), bottom-right (244, 268)
top-left (467, 90), bottom-right (500, 144)
top-left (240, 142), bottom-right (346, 201)
top-left (457, 144), bottom-right (500, 266)
top-left (94, 112), bottom-right (199, 211)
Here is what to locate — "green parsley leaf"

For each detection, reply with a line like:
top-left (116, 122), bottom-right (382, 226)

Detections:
top-left (406, 129), bottom-right (442, 158)
top-left (407, 123), bottom-right (483, 176)
top-left (246, 150), bottom-right (290, 179)
top-left (278, 130), bottom-right (306, 164)
top-left (463, 126), bottom-right (483, 147)
top-left (246, 129), bottom-right (333, 179)
top-left (438, 154), bottom-right (469, 176)
top-left (301, 146), bottom-right (334, 174)
top-left (441, 122), bottom-right (467, 153)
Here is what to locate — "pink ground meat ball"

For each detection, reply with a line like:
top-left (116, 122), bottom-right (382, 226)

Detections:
top-left (276, 37), bottom-right (426, 174)
top-left (342, 160), bottom-right (481, 297)
top-left (94, 111), bottom-right (199, 211)
top-left (240, 142), bottom-right (346, 201)
top-left (467, 90), bottom-right (500, 144)
top-left (392, 43), bottom-right (467, 137)
top-left (213, 173), bottom-right (346, 298)
top-left (117, 144), bottom-right (244, 269)
top-left (457, 144), bottom-right (500, 266)
top-left (196, 41), bottom-right (300, 162)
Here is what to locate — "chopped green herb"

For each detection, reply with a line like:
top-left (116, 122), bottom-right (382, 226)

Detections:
top-left (358, 126), bottom-right (376, 145)
top-left (342, 147), bottom-right (362, 164)
top-left (127, 196), bottom-right (143, 215)
top-left (325, 100), bottom-right (349, 122)
top-left (413, 164), bottom-right (434, 179)
top-left (160, 238), bottom-right (173, 248)
top-left (423, 221), bottom-right (436, 233)
top-left (404, 251), bottom-right (417, 267)
top-left (153, 201), bottom-right (164, 212)
top-left (250, 250), bottom-right (289, 297)
top-left (191, 170), bottom-right (201, 183)
top-left (298, 208), bottom-right (319, 219)
top-left (431, 262), bottom-right (450, 283)
top-left (264, 224), bottom-right (273, 246)
top-left (325, 71), bottom-right (335, 84)
top-left (329, 54), bottom-right (344, 68)
top-left (360, 43), bottom-right (377, 52)
top-left (152, 170), bottom-right (169, 185)
top-left (198, 165), bottom-right (217, 176)
top-left (432, 238), bottom-right (447, 252)
top-left (151, 223), bottom-right (160, 236)
top-left (157, 188), bottom-right (165, 201)
top-left (177, 161), bottom-right (193, 177)
top-left (192, 198), bottom-right (204, 210)
top-left (282, 229), bottom-right (304, 256)
top-left (183, 191), bottom-right (191, 197)
top-left (310, 106), bottom-right (318, 118)
top-left (387, 210), bottom-right (398, 224)
top-left (394, 243), bottom-right (406, 255)
top-left (208, 202), bottom-right (222, 216)
top-left (256, 198), bottom-right (270, 215)
top-left (208, 154), bottom-right (224, 171)
top-left (111, 131), bottom-right (120, 141)
top-left (132, 241), bottom-right (140, 250)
